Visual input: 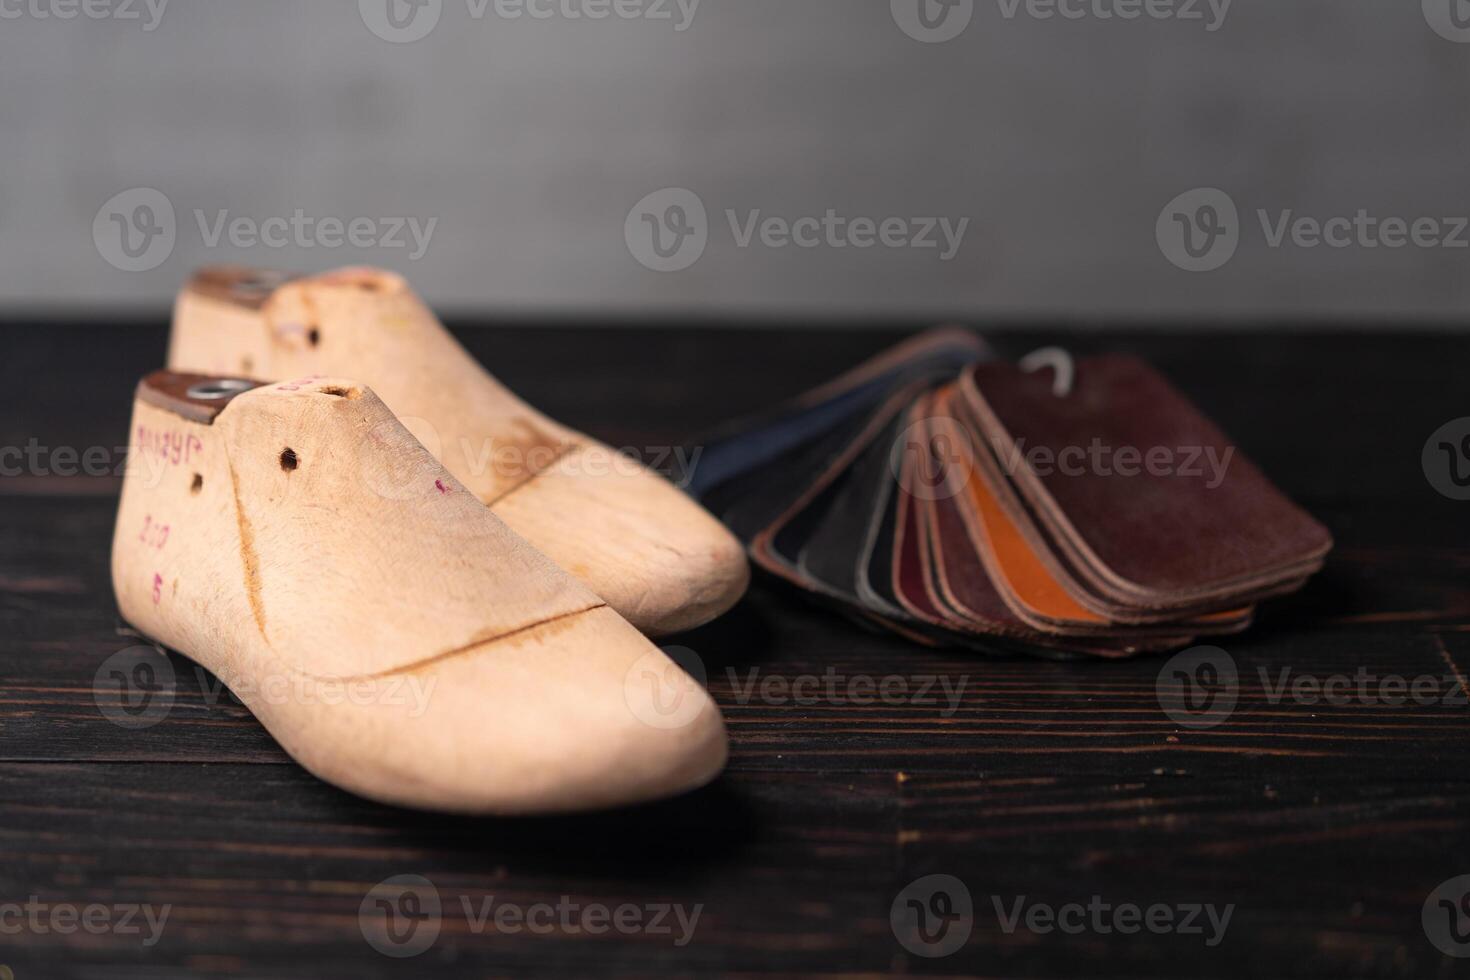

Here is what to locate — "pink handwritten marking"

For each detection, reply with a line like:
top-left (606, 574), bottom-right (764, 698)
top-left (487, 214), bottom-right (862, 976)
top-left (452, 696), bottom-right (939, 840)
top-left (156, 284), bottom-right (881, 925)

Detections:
top-left (136, 426), bottom-right (204, 467)
top-left (151, 573), bottom-right (163, 606)
top-left (275, 374), bottom-right (325, 392)
top-left (138, 515), bottom-right (171, 550)
top-left (435, 479), bottom-right (450, 495)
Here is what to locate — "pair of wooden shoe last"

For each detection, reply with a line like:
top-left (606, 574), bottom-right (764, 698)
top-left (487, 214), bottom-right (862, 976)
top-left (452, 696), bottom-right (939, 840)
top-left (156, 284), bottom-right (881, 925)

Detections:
top-left (112, 267), bottom-right (748, 814)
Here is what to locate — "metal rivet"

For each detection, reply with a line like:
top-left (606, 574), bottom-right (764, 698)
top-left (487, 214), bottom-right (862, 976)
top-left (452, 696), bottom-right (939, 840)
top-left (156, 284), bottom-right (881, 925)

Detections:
top-left (234, 269), bottom-right (288, 292)
top-left (186, 379), bottom-right (256, 400)
top-left (1020, 347), bottom-right (1076, 398)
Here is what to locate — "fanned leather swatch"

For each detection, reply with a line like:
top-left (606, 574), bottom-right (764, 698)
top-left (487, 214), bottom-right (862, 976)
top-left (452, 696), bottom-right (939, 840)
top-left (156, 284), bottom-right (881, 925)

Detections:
top-left (685, 330), bottom-right (1332, 657)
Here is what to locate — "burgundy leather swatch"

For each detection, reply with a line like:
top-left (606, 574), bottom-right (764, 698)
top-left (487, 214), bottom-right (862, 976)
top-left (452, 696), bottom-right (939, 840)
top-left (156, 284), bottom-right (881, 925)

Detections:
top-left (689, 333), bottom-right (1330, 658)
top-left (960, 355), bottom-right (1332, 609)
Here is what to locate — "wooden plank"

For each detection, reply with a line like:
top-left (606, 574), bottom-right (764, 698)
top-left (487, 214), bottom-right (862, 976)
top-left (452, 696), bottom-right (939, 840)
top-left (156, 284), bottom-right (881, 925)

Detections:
top-left (896, 772), bottom-right (1470, 978)
top-left (1, 762), bottom-right (1466, 977)
top-left (1, 324), bottom-right (1468, 976)
top-left (2, 500), bottom-right (1469, 778)
top-left (0, 764), bottom-right (899, 978)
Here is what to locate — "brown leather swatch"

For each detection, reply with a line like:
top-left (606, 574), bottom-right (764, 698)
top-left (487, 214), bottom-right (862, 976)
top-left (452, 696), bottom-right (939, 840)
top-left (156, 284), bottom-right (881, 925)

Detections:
top-left (960, 355), bottom-right (1332, 609)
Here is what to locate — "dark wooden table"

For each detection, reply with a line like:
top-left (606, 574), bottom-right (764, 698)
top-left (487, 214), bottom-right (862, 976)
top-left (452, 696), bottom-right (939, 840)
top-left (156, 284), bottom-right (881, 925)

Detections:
top-left (2, 322), bottom-right (1467, 979)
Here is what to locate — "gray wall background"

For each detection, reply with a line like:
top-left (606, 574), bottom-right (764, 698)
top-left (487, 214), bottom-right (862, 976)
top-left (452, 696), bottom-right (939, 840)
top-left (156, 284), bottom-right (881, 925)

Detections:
top-left (2, 0), bottom-right (1469, 322)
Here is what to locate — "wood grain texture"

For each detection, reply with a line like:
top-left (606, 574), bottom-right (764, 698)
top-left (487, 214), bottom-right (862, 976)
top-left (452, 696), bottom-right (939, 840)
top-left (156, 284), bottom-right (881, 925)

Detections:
top-left (168, 267), bottom-right (750, 637)
top-left (0, 322), bottom-right (1468, 978)
top-left (108, 376), bottom-right (728, 815)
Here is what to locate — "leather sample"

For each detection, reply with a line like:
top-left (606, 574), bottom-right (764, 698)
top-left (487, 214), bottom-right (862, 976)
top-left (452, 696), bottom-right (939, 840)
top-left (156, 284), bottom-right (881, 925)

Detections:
top-left (684, 327), bottom-right (990, 499)
top-left (958, 356), bottom-right (1332, 610)
top-left (689, 334), bottom-right (1331, 657)
top-left (933, 388), bottom-right (1252, 640)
